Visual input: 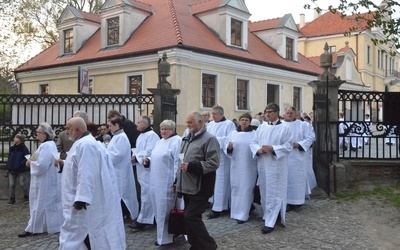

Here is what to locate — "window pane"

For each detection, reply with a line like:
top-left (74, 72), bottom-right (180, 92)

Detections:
top-left (202, 74), bottom-right (216, 107)
top-left (286, 37), bottom-right (293, 60)
top-left (237, 79), bottom-right (248, 110)
top-left (293, 87), bottom-right (301, 111)
top-left (64, 29), bottom-right (73, 53)
top-left (129, 75), bottom-right (142, 95)
top-left (40, 84), bottom-right (49, 95)
top-left (108, 17), bottom-right (119, 45)
top-left (231, 19), bottom-right (242, 46)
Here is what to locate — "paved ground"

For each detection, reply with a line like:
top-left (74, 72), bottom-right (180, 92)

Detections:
top-left (1, 186), bottom-right (399, 250)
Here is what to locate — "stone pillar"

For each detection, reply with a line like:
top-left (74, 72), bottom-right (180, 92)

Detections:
top-left (308, 43), bottom-right (346, 193)
top-left (148, 52), bottom-right (180, 135)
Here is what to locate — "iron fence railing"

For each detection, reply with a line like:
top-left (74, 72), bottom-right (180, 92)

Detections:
top-left (0, 94), bottom-right (154, 163)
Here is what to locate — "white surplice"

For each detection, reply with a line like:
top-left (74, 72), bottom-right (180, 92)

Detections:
top-left (107, 129), bottom-right (139, 220)
top-left (283, 119), bottom-right (315, 205)
top-left (250, 122), bottom-right (292, 228)
top-left (149, 135), bottom-right (182, 245)
top-left (135, 130), bottom-right (160, 224)
top-left (206, 119), bottom-right (236, 211)
top-left (59, 134), bottom-right (126, 250)
top-left (225, 129), bottom-right (257, 221)
top-left (26, 140), bottom-right (63, 234)
top-left (304, 122), bottom-right (317, 198)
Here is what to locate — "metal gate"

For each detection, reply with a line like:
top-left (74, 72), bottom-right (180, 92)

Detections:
top-left (0, 94), bottom-right (155, 163)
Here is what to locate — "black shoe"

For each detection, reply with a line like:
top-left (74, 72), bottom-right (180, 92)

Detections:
top-left (154, 240), bottom-right (159, 246)
top-left (237, 220), bottom-right (246, 224)
top-left (7, 198), bottom-right (15, 205)
top-left (18, 231), bottom-right (33, 238)
top-left (261, 226), bottom-right (274, 234)
top-left (128, 222), bottom-right (145, 230)
top-left (207, 211), bottom-right (221, 219)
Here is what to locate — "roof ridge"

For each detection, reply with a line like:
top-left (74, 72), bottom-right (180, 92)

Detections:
top-left (250, 17), bottom-right (282, 23)
top-left (189, 0), bottom-right (212, 7)
top-left (168, 0), bottom-right (183, 44)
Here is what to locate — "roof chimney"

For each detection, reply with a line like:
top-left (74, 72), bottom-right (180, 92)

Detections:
top-left (300, 13), bottom-right (305, 28)
top-left (314, 7), bottom-right (321, 20)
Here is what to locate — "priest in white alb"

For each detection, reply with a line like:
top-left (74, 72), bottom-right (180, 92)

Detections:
top-left (58, 117), bottom-right (126, 250)
top-left (250, 103), bottom-right (292, 234)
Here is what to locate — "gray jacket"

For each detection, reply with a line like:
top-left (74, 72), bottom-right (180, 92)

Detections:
top-left (176, 127), bottom-right (220, 198)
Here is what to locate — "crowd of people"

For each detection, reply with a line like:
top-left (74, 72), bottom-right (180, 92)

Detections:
top-left (6, 104), bottom-right (317, 249)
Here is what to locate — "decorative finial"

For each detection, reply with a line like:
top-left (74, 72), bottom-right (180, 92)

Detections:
top-left (320, 42), bottom-right (332, 70)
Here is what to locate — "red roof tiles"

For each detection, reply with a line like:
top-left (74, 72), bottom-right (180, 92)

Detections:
top-left (15, 0), bottom-right (322, 76)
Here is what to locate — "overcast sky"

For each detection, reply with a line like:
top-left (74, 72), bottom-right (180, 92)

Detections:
top-left (244, 0), bottom-right (390, 23)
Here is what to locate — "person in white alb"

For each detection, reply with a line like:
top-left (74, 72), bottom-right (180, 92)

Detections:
top-left (129, 115), bottom-right (160, 230)
top-left (250, 103), bottom-right (293, 234)
top-left (58, 117), bottom-right (126, 250)
top-left (206, 105), bottom-right (236, 218)
top-left (282, 107), bottom-right (315, 211)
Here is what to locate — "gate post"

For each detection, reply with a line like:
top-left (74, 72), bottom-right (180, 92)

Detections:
top-left (148, 52), bottom-right (180, 135)
top-left (308, 43), bottom-right (346, 195)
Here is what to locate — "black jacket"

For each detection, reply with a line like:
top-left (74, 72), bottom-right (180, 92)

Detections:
top-left (6, 143), bottom-right (30, 174)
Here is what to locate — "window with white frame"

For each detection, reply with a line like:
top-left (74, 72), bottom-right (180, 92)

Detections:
top-left (293, 86), bottom-right (302, 112)
top-left (236, 79), bottom-right (248, 110)
top-left (64, 29), bottom-right (73, 54)
top-left (128, 75), bottom-right (142, 95)
top-left (231, 18), bottom-right (242, 47)
top-left (202, 73), bottom-right (216, 108)
top-left (107, 17), bottom-right (119, 46)
top-left (329, 45), bottom-right (336, 53)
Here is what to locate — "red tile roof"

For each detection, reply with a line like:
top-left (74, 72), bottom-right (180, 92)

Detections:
top-left (15, 0), bottom-right (322, 76)
top-left (300, 11), bottom-right (374, 38)
top-left (249, 18), bottom-right (283, 32)
top-left (190, 0), bottom-right (224, 14)
top-left (77, 9), bottom-right (100, 23)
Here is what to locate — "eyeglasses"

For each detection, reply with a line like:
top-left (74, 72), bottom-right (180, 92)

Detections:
top-left (264, 110), bottom-right (276, 114)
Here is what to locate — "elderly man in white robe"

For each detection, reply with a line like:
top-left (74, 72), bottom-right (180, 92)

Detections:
top-left (107, 116), bottom-right (139, 221)
top-left (225, 113), bottom-right (257, 224)
top-left (250, 103), bottom-right (293, 234)
top-left (58, 117), bottom-right (126, 250)
top-left (206, 105), bottom-right (236, 218)
top-left (282, 107), bottom-right (315, 212)
top-left (129, 115), bottom-right (160, 230)
top-left (148, 120), bottom-right (181, 246)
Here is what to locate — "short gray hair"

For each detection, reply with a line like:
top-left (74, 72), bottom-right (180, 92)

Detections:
top-left (212, 105), bottom-right (224, 115)
top-left (73, 110), bottom-right (89, 122)
top-left (160, 119), bottom-right (175, 131)
top-left (140, 115), bottom-right (151, 127)
top-left (38, 122), bottom-right (55, 140)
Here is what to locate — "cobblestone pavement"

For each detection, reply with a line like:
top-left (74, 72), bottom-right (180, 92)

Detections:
top-left (1, 188), bottom-right (399, 250)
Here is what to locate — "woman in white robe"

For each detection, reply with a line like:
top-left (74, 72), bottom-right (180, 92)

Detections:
top-left (107, 116), bottom-right (139, 220)
top-left (148, 120), bottom-right (182, 246)
top-left (18, 122), bottom-right (63, 237)
top-left (225, 113), bottom-right (257, 223)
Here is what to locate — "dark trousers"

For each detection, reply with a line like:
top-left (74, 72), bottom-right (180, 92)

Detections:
top-left (183, 194), bottom-right (217, 250)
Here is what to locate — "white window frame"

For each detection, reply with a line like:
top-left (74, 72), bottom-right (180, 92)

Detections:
top-left (292, 85), bottom-right (303, 112)
top-left (125, 73), bottom-right (144, 95)
top-left (266, 82), bottom-right (282, 108)
top-left (235, 77), bottom-right (250, 111)
top-left (200, 71), bottom-right (219, 109)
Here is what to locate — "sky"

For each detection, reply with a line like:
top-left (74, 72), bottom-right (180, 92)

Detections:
top-left (244, 0), bottom-right (389, 23)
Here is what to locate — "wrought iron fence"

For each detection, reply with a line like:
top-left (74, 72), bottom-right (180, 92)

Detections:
top-left (0, 94), bottom-right (154, 163)
top-left (338, 90), bottom-right (400, 159)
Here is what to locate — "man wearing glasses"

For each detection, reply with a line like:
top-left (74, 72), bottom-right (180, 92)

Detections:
top-left (250, 103), bottom-right (293, 234)
top-left (96, 123), bottom-right (112, 142)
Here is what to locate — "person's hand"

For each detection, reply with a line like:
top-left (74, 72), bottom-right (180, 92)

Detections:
top-left (26, 160), bottom-right (31, 167)
top-left (181, 162), bottom-right (189, 171)
top-left (73, 201), bottom-right (87, 210)
top-left (293, 142), bottom-right (300, 148)
top-left (131, 155), bottom-right (136, 163)
top-left (227, 141), bottom-right (233, 150)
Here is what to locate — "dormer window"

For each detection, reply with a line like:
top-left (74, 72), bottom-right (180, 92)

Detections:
top-left (64, 29), bottom-right (73, 54)
top-left (231, 18), bottom-right (242, 47)
top-left (286, 37), bottom-right (294, 60)
top-left (107, 17), bottom-right (119, 46)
